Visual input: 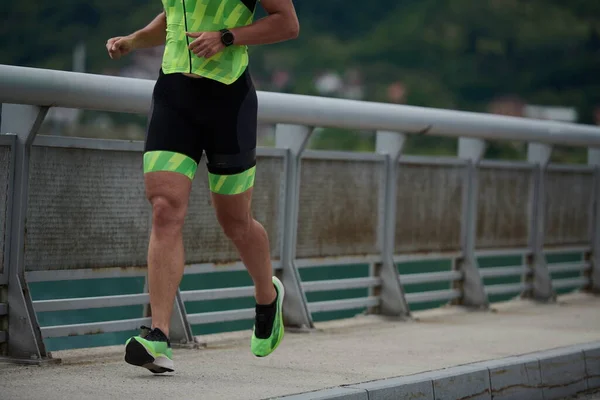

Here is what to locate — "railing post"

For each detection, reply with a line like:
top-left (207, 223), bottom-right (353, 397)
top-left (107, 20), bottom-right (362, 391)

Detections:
top-left (374, 131), bottom-right (410, 317)
top-left (168, 291), bottom-right (195, 345)
top-left (275, 124), bottom-right (314, 329)
top-left (526, 143), bottom-right (555, 301)
top-left (456, 138), bottom-right (488, 308)
top-left (1, 104), bottom-right (53, 362)
top-left (588, 148), bottom-right (600, 293)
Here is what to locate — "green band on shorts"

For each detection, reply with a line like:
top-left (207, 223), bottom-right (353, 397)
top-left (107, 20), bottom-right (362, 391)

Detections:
top-left (208, 166), bottom-right (256, 195)
top-left (143, 151), bottom-right (198, 180)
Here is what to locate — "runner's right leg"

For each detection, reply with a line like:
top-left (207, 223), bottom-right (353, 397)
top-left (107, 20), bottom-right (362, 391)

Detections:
top-left (124, 70), bottom-right (203, 373)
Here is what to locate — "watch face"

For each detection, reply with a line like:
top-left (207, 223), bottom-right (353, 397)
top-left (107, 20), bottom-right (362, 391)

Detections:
top-left (222, 31), bottom-right (234, 45)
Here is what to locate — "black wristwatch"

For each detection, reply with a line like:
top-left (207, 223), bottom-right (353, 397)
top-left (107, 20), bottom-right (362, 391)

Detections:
top-left (220, 29), bottom-right (235, 47)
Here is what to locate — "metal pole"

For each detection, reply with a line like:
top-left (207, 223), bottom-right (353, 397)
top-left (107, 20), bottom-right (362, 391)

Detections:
top-left (374, 131), bottom-right (410, 317)
top-left (0, 133), bottom-right (16, 358)
top-left (275, 124), bottom-right (314, 329)
top-left (526, 143), bottom-right (555, 301)
top-left (3, 65), bottom-right (600, 148)
top-left (169, 290), bottom-right (195, 346)
top-left (588, 148), bottom-right (600, 293)
top-left (1, 104), bottom-right (52, 362)
top-left (456, 138), bottom-right (488, 308)
top-left (0, 134), bottom-right (15, 286)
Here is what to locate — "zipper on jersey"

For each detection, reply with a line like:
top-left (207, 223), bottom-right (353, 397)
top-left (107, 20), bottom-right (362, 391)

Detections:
top-left (182, 0), bottom-right (192, 73)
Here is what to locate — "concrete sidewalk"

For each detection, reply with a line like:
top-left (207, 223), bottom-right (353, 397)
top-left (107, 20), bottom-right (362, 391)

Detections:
top-left (1, 293), bottom-right (599, 400)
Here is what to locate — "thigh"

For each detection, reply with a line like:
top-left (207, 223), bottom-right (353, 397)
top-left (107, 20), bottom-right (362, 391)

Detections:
top-left (145, 171), bottom-right (193, 211)
top-left (204, 70), bottom-right (258, 195)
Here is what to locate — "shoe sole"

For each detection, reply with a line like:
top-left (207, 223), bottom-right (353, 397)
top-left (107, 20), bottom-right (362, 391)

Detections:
top-left (124, 338), bottom-right (174, 374)
top-left (254, 276), bottom-right (286, 358)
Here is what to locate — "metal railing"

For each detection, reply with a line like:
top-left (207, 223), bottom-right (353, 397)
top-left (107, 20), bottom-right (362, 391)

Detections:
top-left (0, 64), bottom-right (599, 362)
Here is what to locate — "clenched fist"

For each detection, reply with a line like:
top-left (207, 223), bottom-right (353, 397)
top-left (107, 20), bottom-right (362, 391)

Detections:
top-left (106, 36), bottom-right (135, 60)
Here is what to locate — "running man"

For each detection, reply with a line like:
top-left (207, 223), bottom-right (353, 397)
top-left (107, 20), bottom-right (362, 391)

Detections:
top-left (105, 0), bottom-right (299, 373)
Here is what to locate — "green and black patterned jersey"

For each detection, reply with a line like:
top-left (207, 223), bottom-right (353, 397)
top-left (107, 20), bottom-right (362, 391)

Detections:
top-left (161, 0), bottom-right (257, 84)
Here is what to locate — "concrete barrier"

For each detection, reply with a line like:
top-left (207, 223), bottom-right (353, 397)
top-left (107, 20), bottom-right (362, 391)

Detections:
top-left (275, 341), bottom-right (600, 400)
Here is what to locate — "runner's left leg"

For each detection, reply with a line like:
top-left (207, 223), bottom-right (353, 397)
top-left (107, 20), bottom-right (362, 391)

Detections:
top-left (210, 177), bottom-right (285, 358)
top-left (204, 68), bottom-right (284, 357)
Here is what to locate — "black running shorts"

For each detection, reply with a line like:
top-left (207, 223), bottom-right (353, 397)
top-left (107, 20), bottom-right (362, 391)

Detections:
top-left (143, 68), bottom-right (258, 195)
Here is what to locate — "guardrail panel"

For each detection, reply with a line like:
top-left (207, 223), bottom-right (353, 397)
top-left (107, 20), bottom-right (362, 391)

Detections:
top-left (296, 157), bottom-right (382, 258)
top-left (25, 145), bottom-right (150, 271)
top-left (395, 163), bottom-right (464, 253)
top-left (183, 155), bottom-right (284, 263)
top-left (545, 170), bottom-right (594, 246)
top-left (0, 137), bottom-right (14, 277)
top-left (476, 167), bottom-right (531, 249)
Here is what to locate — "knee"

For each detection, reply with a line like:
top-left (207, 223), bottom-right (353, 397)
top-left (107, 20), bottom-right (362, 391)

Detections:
top-left (217, 211), bottom-right (252, 242)
top-left (150, 195), bottom-right (186, 232)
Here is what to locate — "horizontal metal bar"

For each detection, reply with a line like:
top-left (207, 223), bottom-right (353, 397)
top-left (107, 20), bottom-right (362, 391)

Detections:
top-left (546, 164), bottom-right (595, 173)
top-left (257, 147), bottom-right (289, 158)
top-left (405, 289), bottom-right (461, 304)
top-left (479, 266), bottom-right (529, 279)
top-left (26, 268), bottom-right (148, 282)
top-left (180, 286), bottom-right (255, 302)
top-left (543, 246), bottom-right (591, 255)
top-left (26, 260), bottom-right (282, 283)
top-left (0, 331), bottom-right (6, 344)
top-left (547, 262), bottom-right (591, 274)
top-left (478, 160), bottom-right (534, 170)
top-left (308, 297), bottom-right (380, 313)
top-left (41, 317), bottom-right (151, 338)
top-left (302, 150), bottom-right (385, 162)
top-left (399, 155), bottom-right (468, 167)
top-left (400, 271), bottom-right (462, 285)
top-left (485, 283), bottom-right (530, 296)
top-left (32, 293), bottom-right (149, 313)
top-left (302, 277), bottom-right (381, 293)
top-left (31, 136), bottom-right (287, 159)
top-left (551, 277), bottom-right (589, 290)
top-left (187, 308), bottom-right (254, 325)
top-left (33, 135), bottom-right (144, 152)
top-left (393, 252), bottom-right (462, 264)
top-left (0, 303), bottom-right (7, 316)
top-left (185, 261), bottom-right (282, 275)
top-left (3, 65), bottom-right (600, 147)
top-left (475, 248), bottom-right (531, 258)
top-left (296, 256), bottom-right (381, 269)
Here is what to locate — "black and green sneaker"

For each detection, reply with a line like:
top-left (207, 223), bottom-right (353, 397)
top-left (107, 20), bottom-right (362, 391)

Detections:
top-left (251, 276), bottom-right (285, 357)
top-left (124, 326), bottom-right (174, 373)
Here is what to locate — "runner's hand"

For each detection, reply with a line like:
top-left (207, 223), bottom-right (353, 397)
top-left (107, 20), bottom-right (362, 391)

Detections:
top-left (106, 36), bottom-right (135, 60)
top-left (186, 32), bottom-right (225, 59)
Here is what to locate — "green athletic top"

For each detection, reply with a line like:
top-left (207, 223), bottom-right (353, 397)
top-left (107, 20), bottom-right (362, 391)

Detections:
top-left (160, 0), bottom-right (257, 84)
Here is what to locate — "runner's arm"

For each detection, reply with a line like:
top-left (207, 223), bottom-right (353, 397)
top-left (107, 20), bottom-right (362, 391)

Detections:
top-left (229, 0), bottom-right (299, 45)
top-left (129, 11), bottom-right (167, 49)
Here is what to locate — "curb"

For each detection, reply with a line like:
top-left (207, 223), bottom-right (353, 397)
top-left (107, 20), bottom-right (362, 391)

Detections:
top-left (274, 341), bottom-right (600, 400)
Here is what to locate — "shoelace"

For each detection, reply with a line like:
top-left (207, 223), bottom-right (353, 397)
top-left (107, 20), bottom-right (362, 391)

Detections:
top-left (140, 325), bottom-right (166, 342)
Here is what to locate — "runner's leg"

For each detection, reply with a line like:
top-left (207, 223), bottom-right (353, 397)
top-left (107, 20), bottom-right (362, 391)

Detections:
top-left (124, 70), bottom-right (203, 373)
top-left (145, 170), bottom-right (192, 336)
top-left (204, 68), bottom-right (284, 357)
top-left (211, 188), bottom-right (276, 305)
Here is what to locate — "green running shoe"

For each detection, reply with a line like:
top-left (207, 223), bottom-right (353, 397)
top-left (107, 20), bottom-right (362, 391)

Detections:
top-left (251, 276), bottom-right (285, 357)
top-left (124, 326), bottom-right (174, 373)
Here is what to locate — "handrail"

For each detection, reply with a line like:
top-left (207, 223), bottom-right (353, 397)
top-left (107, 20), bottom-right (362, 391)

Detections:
top-left (2, 64), bottom-right (600, 147)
